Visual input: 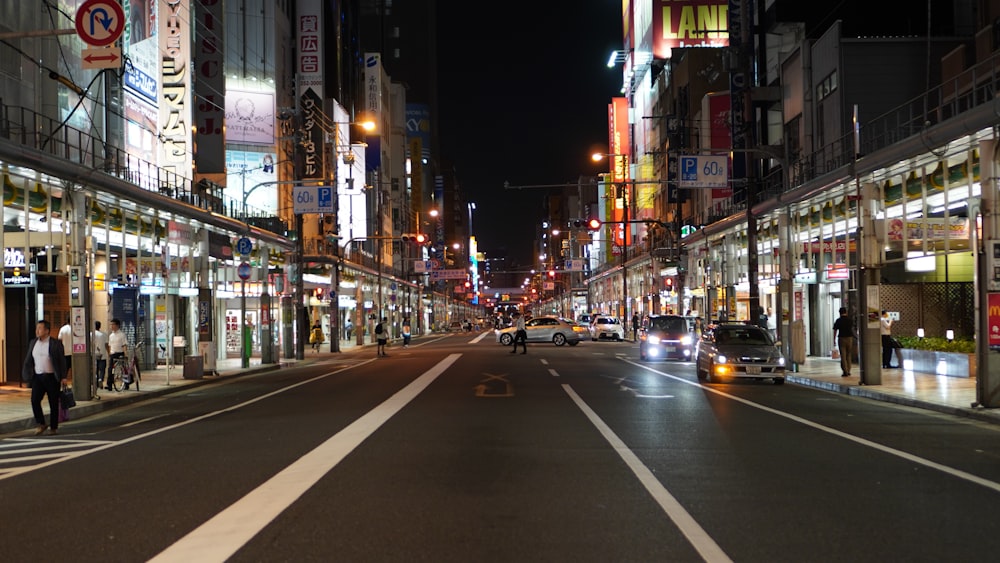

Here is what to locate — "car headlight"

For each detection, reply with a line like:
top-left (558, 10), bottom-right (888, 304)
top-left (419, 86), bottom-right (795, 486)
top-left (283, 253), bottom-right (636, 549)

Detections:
top-left (648, 335), bottom-right (661, 345)
top-left (680, 335), bottom-right (692, 346)
top-left (716, 354), bottom-right (728, 364)
top-left (777, 357), bottom-right (786, 366)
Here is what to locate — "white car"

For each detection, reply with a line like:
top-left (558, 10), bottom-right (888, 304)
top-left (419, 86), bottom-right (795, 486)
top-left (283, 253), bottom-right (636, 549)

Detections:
top-left (590, 316), bottom-right (624, 341)
top-left (496, 316), bottom-right (587, 346)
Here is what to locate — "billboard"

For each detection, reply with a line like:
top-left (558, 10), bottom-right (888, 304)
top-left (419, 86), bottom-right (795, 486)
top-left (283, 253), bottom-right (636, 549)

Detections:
top-left (652, 0), bottom-right (730, 59)
top-left (226, 90), bottom-right (276, 145)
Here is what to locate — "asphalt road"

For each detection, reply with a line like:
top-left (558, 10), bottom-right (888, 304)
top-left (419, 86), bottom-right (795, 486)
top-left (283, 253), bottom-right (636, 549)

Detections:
top-left (2, 334), bottom-right (999, 562)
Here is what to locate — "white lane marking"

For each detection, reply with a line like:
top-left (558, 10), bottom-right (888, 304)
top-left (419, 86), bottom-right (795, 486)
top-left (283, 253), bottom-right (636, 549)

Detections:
top-left (624, 358), bottom-right (1000, 494)
top-left (0, 359), bottom-right (377, 482)
top-left (540, 359), bottom-right (549, 365)
top-left (563, 384), bottom-right (732, 563)
top-left (469, 332), bottom-right (491, 344)
top-left (120, 414), bottom-right (169, 428)
top-left (548, 369), bottom-right (560, 378)
top-left (149, 354), bottom-right (461, 563)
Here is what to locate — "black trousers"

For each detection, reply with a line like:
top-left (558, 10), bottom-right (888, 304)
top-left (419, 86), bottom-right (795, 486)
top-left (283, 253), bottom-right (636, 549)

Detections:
top-left (512, 330), bottom-right (527, 352)
top-left (30, 373), bottom-right (60, 430)
top-left (95, 358), bottom-right (107, 385)
top-left (881, 335), bottom-right (894, 367)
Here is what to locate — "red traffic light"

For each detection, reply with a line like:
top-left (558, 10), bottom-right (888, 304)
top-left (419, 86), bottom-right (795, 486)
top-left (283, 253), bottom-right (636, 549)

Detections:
top-left (547, 270), bottom-right (556, 278)
top-left (665, 278), bottom-right (674, 292)
top-left (586, 218), bottom-right (601, 231)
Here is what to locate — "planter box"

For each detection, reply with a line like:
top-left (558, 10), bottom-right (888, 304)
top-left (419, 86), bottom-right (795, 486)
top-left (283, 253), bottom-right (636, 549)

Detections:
top-left (899, 349), bottom-right (976, 378)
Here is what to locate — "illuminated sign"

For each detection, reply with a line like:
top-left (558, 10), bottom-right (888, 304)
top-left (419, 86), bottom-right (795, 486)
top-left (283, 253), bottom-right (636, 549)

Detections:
top-left (3, 248), bottom-right (34, 286)
top-left (653, 0), bottom-right (730, 59)
top-left (158, 0), bottom-right (192, 181)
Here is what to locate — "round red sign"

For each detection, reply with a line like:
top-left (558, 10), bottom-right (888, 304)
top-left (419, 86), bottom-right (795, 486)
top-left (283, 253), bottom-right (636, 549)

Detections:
top-left (75, 0), bottom-right (126, 47)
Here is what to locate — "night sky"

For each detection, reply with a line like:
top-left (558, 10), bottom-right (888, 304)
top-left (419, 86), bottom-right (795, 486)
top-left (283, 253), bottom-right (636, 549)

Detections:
top-left (437, 3), bottom-right (624, 267)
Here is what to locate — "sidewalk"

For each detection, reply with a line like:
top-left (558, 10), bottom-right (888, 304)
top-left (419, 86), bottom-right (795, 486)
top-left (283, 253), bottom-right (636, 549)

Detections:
top-left (1, 336), bottom-right (998, 435)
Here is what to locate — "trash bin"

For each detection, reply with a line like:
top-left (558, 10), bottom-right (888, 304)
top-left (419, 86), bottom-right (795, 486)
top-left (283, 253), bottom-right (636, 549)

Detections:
top-left (183, 355), bottom-right (204, 379)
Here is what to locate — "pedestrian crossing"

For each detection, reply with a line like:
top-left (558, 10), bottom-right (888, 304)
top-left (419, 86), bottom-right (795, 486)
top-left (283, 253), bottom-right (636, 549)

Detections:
top-left (0, 437), bottom-right (113, 480)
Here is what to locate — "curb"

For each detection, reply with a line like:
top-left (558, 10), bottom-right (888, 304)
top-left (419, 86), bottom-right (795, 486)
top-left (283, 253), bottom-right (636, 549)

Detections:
top-left (787, 375), bottom-right (1000, 426)
top-left (0, 362), bottom-right (289, 436)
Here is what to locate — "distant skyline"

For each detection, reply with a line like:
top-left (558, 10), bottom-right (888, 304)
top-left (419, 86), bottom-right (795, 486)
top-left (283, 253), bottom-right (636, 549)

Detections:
top-left (437, 4), bottom-right (624, 266)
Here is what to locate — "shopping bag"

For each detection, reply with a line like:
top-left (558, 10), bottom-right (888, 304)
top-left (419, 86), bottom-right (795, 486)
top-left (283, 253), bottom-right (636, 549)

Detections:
top-left (60, 385), bottom-right (76, 409)
top-left (59, 405), bottom-right (70, 422)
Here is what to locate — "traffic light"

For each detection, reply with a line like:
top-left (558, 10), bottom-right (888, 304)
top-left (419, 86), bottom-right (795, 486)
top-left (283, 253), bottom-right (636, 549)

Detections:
top-left (587, 218), bottom-right (601, 231)
top-left (400, 233), bottom-right (427, 243)
top-left (547, 269), bottom-right (556, 278)
top-left (665, 277), bottom-right (674, 293)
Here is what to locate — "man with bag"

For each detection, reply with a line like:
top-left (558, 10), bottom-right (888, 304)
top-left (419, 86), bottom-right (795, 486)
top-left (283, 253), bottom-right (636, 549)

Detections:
top-left (832, 307), bottom-right (856, 379)
top-left (22, 320), bottom-right (68, 435)
top-left (375, 317), bottom-right (389, 357)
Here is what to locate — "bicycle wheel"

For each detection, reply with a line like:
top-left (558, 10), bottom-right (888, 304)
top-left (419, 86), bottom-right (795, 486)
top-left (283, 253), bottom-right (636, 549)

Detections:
top-left (111, 361), bottom-right (125, 392)
top-left (131, 360), bottom-right (141, 391)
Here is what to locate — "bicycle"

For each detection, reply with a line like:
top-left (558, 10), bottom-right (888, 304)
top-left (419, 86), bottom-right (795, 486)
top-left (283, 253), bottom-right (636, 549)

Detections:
top-left (110, 341), bottom-right (143, 392)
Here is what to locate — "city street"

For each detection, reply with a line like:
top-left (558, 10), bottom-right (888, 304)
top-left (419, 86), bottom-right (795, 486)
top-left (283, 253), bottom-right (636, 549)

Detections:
top-left (2, 334), bottom-right (999, 562)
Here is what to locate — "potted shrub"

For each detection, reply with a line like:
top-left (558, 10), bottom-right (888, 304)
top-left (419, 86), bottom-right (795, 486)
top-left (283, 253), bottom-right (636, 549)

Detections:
top-left (895, 336), bottom-right (976, 377)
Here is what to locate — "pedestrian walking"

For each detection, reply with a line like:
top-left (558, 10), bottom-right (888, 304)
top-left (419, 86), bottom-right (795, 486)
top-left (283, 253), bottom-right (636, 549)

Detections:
top-left (832, 307), bottom-right (857, 378)
top-left (22, 320), bottom-right (68, 435)
top-left (375, 317), bottom-right (389, 357)
top-left (880, 310), bottom-right (903, 368)
top-left (402, 318), bottom-right (412, 347)
top-left (344, 319), bottom-right (353, 340)
top-left (510, 312), bottom-right (527, 354)
top-left (92, 321), bottom-right (109, 390)
top-left (58, 314), bottom-right (73, 380)
top-left (631, 312), bottom-right (640, 342)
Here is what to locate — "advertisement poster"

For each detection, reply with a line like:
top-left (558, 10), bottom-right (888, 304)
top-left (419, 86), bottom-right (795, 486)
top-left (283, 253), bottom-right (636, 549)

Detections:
top-left (989, 293), bottom-right (1000, 349)
top-left (72, 306), bottom-right (86, 353)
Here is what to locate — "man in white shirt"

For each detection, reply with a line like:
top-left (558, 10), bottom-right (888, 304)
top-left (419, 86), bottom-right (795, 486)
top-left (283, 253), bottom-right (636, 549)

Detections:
top-left (107, 318), bottom-right (128, 391)
top-left (880, 310), bottom-right (902, 369)
top-left (92, 321), bottom-right (110, 390)
top-left (58, 315), bottom-right (73, 380)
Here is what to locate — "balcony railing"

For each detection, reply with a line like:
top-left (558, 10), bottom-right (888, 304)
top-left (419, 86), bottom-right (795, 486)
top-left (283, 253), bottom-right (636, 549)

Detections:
top-left (0, 100), bottom-right (287, 237)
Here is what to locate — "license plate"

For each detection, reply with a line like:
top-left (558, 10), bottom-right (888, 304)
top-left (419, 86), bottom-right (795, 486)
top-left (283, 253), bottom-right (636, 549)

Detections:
top-left (746, 365), bottom-right (761, 375)
top-left (665, 346), bottom-right (676, 352)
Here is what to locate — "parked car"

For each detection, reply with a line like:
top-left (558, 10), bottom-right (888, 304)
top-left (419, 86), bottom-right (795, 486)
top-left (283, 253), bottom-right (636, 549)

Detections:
top-left (638, 314), bottom-right (695, 360)
top-left (496, 316), bottom-right (586, 346)
top-left (590, 315), bottom-right (625, 341)
top-left (576, 313), bottom-right (594, 326)
top-left (695, 323), bottom-right (786, 384)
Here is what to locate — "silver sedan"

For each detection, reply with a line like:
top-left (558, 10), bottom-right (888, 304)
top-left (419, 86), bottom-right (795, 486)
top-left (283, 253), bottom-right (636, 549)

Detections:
top-left (496, 316), bottom-right (586, 347)
top-left (696, 323), bottom-right (786, 384)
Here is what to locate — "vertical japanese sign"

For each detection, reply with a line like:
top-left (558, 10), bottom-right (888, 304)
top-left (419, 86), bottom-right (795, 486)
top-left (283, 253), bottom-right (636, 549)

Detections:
top-left (297, 0), bottom-right (324, 180)
top-left (194, 0), bottom-right (225, 173)
top-left (608, 97), bottom-right (630, 248)
top-left (159, 0), bottom-right (192, 181)
top-left (364, 53), bottom-right (383, 170)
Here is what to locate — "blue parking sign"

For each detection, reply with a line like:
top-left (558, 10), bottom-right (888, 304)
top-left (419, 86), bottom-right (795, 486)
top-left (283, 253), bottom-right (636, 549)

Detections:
top-left (317, 187), bottom-right (332, 210)
top-left (680, 156), bottom-right (698, 181)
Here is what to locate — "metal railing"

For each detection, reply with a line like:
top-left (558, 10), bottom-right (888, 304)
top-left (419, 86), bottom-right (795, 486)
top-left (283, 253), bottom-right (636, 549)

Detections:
top-left (0, 100), bottom-right (286, 237)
